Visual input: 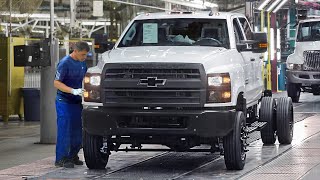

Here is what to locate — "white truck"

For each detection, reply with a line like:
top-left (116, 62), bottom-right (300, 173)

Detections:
top-left (286, 18), bottom-right (320, 102)
top-left (82, 10), bottom-right (294, 170)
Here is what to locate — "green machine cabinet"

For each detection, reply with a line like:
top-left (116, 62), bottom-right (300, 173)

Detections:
top-left (0, 37), bottom-right (25, 122)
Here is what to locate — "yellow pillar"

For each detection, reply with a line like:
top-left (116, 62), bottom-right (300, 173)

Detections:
top-left (260, 10), bottom-right (265, 89)
top-left (266, 12), bottom-right (272, 90)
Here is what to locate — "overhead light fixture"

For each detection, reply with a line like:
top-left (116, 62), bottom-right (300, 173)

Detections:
top-left (266, 0), bottom-right (281, 12)
top-left (107, 0), bottom-right (169, 11)
top-left (161, 0), bottom-right (218, 9)
top-left (273, 0), bottom-right (289, 13)
top-left (257, 0), bottom-right (272, 11)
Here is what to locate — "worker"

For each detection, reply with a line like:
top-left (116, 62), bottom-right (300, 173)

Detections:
top-left (53, 41), bottom-right (89, 168)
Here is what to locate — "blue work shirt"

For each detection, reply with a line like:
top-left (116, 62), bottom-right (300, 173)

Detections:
top-left (55, 55), bottom-right (87, 104)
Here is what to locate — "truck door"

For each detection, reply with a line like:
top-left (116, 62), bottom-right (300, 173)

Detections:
top-left (238, 17), bottom-right (264, 103)
top-left (232, 18), bottom-right (256, 104)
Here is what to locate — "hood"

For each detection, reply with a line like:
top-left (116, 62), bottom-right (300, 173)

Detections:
top-left (106, 46), bottom-right (226, 64)
top-left (287, 41), bottom-right (320, 64)
top-left (295, 41), bottom-right (320, 56)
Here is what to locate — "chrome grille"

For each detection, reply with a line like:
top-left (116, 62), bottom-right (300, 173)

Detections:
top-left (303, 50), bottom-right (320, 71)
top-left (101, 63), bottom-right (206, 107)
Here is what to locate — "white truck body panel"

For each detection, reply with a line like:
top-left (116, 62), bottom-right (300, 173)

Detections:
top-left (287, 41), bottom-right (320, 64)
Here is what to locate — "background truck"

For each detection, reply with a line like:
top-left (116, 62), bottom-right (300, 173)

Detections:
top-left (82, 10), bottom-right (294, 170)
top-left (286, 18), bottom-right (320, 102)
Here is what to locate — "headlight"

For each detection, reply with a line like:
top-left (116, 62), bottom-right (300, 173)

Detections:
top-left (84, 73), bottom-right (101, 102)
top-left (208, 76), bottom-right (231, 86)
top-left (207, 73), bottom-right (231, 87)
top-left (83, 90), bottom-right (100, 101)
top-left (287, 63), bottom-right (303, 70)
top-left (207, 73), bottom-right (231, 103)
top-left (208, 76), bottom-right (223, 86)
top-left (84, 75), bottom-right (101, 86)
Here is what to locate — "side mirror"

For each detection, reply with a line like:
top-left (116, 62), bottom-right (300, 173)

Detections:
top-left (251, 32), bottom-right (267, 53)
top-left (236, 32), bottom-right (267, 53)
top-left (236, 43), bottom-right (247, 51)
top-left (94, 42), bottom-right (115, 53)
top-left (108, 43), bottom-right (115, 50)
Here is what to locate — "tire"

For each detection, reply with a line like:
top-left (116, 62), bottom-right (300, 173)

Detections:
top-left (83, 130), bottom-right (109, 169)
top-left (236, 94), bottom-right (247, 117)
top-left (312, 85), bottom-right (320, 95)
top-left (276, 97), bottom-right (294, 144)
top-left (287, 82), bottom-right (301, 102)
top-left (313, 91), bottom-right (320, 95)
top-left (223, 111), bottom-right (247, 170)
top-left (259, 97), bottom-right (276, 144)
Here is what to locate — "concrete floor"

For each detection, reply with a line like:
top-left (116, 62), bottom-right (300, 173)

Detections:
top-left (0, 121), bottom-right (55, 170)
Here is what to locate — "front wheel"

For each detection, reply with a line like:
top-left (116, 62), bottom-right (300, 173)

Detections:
top-left (223, 111), bottom-right (247, 170)
top-left (83, 131), bottom-right (109, 169)
top-left (287, 82), bottom-right (301, 102)
top-left (312, 85), bottom-right (320, 95)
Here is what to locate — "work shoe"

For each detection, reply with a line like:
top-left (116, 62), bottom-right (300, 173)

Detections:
top-left (72, 156), bottom-right (84, 165)
top-left (55, 159), bottom-right (75, 168)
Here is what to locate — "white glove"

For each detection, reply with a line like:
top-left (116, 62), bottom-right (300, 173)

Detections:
top-left (71, 88), bottom-right (84, 96)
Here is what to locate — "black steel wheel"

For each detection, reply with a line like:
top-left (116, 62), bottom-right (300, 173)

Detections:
top-left (287, 82), bottom-right (301, 102)
top-left (223, 111), bottom-right (247, 170)
top-left (259, 97), bottom-right (276, 144)
top-left (83, 130), bottom-right (109, 169)
top-left (313, 91), bottom-right (320, 95)
top-left (276, 97), bottom-right (294, 144)
top-left (312, 85), bottom-right (320, 95)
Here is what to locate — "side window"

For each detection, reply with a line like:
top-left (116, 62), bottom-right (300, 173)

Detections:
top-left (239, 17), bottom-right (252, 40)
top-left (233, 19), bottom-right (244, 43)
top-left (121, 24), bottom-right (137, 46)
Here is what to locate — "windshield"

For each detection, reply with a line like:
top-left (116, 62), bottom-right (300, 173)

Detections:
top-left (297, 21), bottom-right (320, 42)
top-left (118, 18), bottom-right (230, 48)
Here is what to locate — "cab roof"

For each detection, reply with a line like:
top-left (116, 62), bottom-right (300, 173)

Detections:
top-left (134, 11), bottom-right (245, 20)
top-left (299, 17), bottom-right (320, 23)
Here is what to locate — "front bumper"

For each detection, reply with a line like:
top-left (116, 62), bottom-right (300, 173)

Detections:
top-left (286, 70), bottom-right (320, 85)
top-left (82, 107), bottom-right (236, 138)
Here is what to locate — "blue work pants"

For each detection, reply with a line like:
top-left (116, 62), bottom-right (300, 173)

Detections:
top-left (55, 100), bottom-right (82, 162)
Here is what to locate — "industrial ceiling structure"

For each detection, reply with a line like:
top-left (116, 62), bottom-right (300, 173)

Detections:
top-left (0, 0), bottom-right (245, 38)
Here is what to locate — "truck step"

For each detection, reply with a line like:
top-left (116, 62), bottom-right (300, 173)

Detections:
top-left (246, 121), bottom-right (267, 133)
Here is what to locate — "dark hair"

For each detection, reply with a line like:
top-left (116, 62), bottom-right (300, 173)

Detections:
top-left (74, 41), bottom-right (90, 52)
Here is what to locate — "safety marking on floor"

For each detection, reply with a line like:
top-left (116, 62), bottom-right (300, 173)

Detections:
top-left (0, 157), bottom-right (57, 180)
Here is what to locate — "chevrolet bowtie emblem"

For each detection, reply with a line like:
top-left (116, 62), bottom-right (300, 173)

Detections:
top-left (138, 77), bottom-right (166, 87)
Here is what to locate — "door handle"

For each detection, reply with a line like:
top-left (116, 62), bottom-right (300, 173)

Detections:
top-left (250, 58), bottom-right (255, 62)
